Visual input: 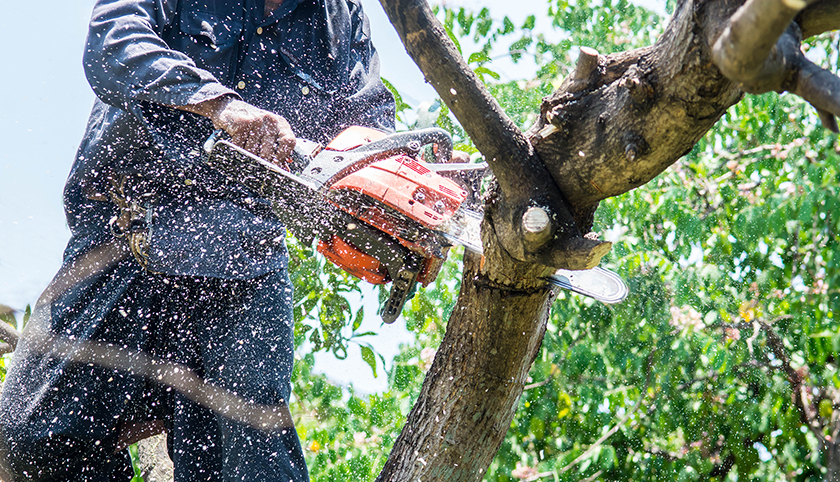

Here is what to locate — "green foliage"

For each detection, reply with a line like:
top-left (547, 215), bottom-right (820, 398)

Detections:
top-left (287, 238), bottom-right (379, 361)
top-left (482, 86), bottom-right (840, 478)
top-left (292, 352), bottom-right (422, 481)
top-left (480, 27), bottom-right (840, 482)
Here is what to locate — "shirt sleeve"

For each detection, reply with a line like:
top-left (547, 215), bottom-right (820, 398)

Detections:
top-left (83, 0), bottom-right (238, 111)
top-left (332, 0), bottom-right (396, 132)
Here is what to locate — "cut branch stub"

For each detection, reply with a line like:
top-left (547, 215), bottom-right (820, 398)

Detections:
top-left (568, 47), bottom-right (601, 93)
top-left (522, 206), bottom-right (553, 249)
top-left (379, 0), bottom-right (611, 270)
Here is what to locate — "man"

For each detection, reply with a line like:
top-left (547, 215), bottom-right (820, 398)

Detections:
top-left (0, 0), bottom-right (394, 480)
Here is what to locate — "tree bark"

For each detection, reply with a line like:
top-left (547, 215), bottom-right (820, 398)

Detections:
top-left (528, 0), bottom-right (743, 209)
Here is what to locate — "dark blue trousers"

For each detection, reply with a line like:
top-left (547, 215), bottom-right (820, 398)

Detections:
top-left (0, 243), bottom-right (308, 482)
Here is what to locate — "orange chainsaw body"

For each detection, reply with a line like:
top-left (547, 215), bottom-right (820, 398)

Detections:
top-left (315, 127), bottom-right (468, 286)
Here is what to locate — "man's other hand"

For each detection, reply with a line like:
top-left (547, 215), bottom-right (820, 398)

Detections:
top-left (179, 96), bottom-right (296, 166)
top-left (451, 150), bottom-right (471, 163)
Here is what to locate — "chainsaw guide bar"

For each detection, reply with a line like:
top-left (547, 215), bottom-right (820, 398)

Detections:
top-left (204, 126), bottom-right (628, 322)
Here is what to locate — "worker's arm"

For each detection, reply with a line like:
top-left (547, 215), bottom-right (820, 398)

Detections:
top-left (84, 0), bottom-right (294, 163)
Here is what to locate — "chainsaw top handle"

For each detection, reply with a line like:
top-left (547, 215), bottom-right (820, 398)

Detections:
top-left (349, 127), bottom-right (454, 164)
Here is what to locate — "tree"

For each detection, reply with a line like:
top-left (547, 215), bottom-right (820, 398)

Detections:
top-left (368, 0), bottom-right (840, 480)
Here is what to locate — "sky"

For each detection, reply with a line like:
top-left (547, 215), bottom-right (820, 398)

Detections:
top-left (0, 0), bottom-right (666, 391)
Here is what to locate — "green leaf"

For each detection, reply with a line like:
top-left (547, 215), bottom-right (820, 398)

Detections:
top-left (474, 66), bottom-right (501, 81)
top-left (475, 8), bottom-right (492, 38)
top-left (819, 399), bottom-right (833, 418)
top-left (444, 23), bottom-right (462, 55)
top-left (352, 306), bottom-right (364, 331)
top-left (456, 8), bottom-right (474, 34)
top-left (361, 345), bottom-right (377, 378)
top-left (381, 77), bottom-right (412, 124)
top-left (467, 51), bottom-right (491, 64)
top-left (509, 37), bottom-right (533, 61)
top-left (500, 16), bottom-right (515, 35)
top-left (522, 15), bottom-right (536, 30)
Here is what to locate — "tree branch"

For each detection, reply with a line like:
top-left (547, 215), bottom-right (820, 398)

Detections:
top-left (711, 0), bottom-right (840, 132)
top-left (712, 0), bottom-right (816, 85)
top-left (733, 320), bottom-right (829, 444)
top-left (378, 0), bottom-right (611, 270)
top-left (797, 0), bottom-right (840, 38)
top-left (790, 57), bottom-right (840, 132)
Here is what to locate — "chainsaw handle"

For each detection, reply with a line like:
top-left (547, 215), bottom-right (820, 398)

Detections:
top-left (204, 129), bottom-right (318, 174)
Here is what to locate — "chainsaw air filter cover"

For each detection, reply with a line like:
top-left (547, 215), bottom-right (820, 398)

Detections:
top-left (319, 155), bottom-right (468, 287)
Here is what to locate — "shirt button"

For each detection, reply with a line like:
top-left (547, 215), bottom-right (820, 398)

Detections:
top-left (301, 86), bottom-right (310, 95)
top-left (237, 81), bottom-right (246, 90)
top-left (256, 27), bottom-right (263, 35)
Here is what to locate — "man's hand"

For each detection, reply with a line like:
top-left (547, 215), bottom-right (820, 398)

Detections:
top-left (451, 150), bottom-right (471, 163)
top-left (179, 96), bottom-right (295, 166)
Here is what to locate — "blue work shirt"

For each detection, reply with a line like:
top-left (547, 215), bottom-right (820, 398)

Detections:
top-left (64, 0), bottom-right (395, 278)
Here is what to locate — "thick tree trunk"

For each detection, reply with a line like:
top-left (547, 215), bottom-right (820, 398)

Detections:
top-left (376, 219), bottom-right (556, 481)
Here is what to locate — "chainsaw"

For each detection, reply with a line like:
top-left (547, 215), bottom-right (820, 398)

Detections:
top-left (203, 126), bottom-right (628, 323)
